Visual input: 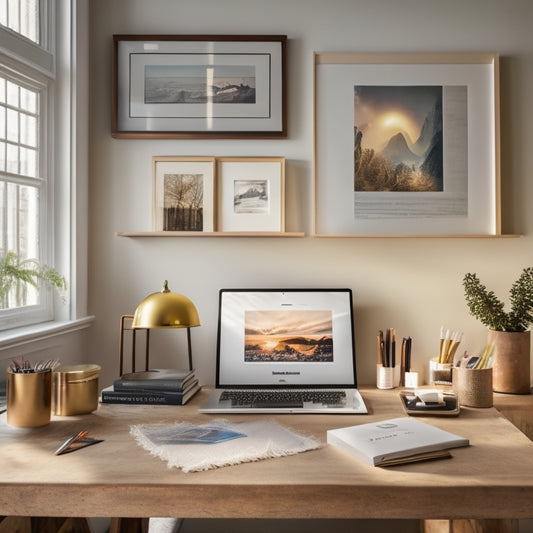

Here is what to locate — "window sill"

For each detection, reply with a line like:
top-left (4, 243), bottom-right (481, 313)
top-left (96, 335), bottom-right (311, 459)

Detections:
top-left (0, 316), bottom-right (95, 352)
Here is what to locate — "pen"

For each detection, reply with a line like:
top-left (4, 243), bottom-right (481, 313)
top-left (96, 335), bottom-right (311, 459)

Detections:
top-left (405, 337), bottom-right (412, 372)
top-left (377, 330), bottom-right (386, 366)
top-left (55, 430), bottom-right (89, 456)
top-left (400, 338), bottom-right (406, 386)
top-left (390, 328), bottom-right (396, 369)
top-left (385, 329), bottom-right (390, 367)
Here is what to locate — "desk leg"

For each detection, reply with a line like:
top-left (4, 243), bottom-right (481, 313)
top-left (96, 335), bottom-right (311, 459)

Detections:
top-left (109, 518), bottom-right (149, 533)
top-left (421, 519), bottom-right (518, 533)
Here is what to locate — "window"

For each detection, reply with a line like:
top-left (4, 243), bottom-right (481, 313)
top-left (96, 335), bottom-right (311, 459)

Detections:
top-left (0, 0), bottom-right (56, 329)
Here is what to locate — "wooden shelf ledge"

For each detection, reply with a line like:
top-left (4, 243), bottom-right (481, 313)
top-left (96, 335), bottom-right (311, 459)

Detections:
top-left (116, 231), bottom-right (305, 238)
top-left (312, 233), bottom-right (522, 239)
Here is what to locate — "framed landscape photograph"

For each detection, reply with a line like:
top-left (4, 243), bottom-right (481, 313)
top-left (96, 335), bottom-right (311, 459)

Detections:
top-left (313, 52), bottom-right (501, 236)
top-left (217, 157), bottom-right (285, 232)
top-left (113, 35), bottom-right (287, 139)
top-left (152, 156), bottom-right (216, 232)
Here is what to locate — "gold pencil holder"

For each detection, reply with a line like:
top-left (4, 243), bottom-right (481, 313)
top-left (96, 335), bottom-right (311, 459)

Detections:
top-left (52, 364), bottom-right (101, 416)
top-left (6, 368), bottom-right (52, 427)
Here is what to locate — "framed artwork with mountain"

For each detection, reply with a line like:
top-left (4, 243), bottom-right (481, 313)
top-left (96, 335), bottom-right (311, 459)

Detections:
top-left (112, 35), bottom-right (287, 139)
top-left (313, 52), bottom-right (501, 236)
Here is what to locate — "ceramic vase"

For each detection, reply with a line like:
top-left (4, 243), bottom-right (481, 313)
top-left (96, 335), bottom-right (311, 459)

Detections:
top-left (488, 329), bottom-right (531, 394)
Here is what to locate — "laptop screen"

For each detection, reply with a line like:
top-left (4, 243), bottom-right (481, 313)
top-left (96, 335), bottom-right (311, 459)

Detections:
top-left (216, 289), bottom-right (357, 388)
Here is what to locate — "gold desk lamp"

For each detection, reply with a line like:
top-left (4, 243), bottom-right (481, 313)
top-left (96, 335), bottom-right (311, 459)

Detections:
top-left (118, 281), bottom-right (200, 375)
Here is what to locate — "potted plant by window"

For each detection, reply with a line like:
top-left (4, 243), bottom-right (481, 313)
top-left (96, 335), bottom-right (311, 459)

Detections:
top-left (463, 267), bottom-right (533, 394)
top-left (0, 251), bottom-right (67, 310)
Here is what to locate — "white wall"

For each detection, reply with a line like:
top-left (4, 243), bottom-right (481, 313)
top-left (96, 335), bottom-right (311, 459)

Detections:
top-left (89, 0), bottom-right (533, 389)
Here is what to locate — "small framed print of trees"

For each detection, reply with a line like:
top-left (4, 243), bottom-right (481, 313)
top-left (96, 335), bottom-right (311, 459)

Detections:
top-left (152, 156), bottom-right (216, 232)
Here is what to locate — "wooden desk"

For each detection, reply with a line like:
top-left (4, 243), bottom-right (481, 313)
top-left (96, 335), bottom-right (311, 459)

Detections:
top-left (1, 387), bottom-right (533, 524)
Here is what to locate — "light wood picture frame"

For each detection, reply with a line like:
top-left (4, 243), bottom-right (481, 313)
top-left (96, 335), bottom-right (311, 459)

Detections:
top-left (152, 156), bottom-right (216, 232)
top-left (313, 52), bottom-right (501, 237)
top-left (113, 35), bottom-right (287, 139)
top-left (217, 157), bottom-right (285, 232)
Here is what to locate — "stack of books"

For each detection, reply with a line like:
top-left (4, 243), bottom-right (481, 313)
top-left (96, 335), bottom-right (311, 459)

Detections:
top-left (101, 368), bottom-right (201, 405)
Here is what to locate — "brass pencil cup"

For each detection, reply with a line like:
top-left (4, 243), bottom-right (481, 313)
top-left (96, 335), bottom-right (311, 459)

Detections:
top-left (6, 368), bottom-right (52, 428)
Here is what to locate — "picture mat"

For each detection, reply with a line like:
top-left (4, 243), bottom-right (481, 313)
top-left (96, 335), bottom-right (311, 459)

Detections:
top-left (116, 40), bottom-right (284, 132)
top-left (152, 159), bottom-right (215, 231)
top-left (315, 62), bottom-right (497, 235)
top-left (218, 160), bottom-right (284, 232)
top-left (217, 290), bottom-right (356, 386)
top-left (130, 54), bottom-right (270, 119)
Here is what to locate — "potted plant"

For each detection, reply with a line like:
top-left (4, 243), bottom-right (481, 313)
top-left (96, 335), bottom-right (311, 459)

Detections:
top-left (0, 251), bottom-right (67, 310)
top-left (463, 267), bottom-right (533, 394)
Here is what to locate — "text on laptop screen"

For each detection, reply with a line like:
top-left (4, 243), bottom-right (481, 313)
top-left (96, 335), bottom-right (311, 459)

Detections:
top-left (217, 289), bottom-right (357, 387)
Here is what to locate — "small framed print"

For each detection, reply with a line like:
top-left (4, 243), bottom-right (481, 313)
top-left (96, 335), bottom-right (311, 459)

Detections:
top-left (152, 156), bottom-right (216, 232)
top-left (217, 157), bottom-right (285, 232)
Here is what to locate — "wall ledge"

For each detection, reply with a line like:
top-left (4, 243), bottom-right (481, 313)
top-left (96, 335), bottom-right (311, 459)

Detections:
top-left (0, 316), bottom-right (95, 352)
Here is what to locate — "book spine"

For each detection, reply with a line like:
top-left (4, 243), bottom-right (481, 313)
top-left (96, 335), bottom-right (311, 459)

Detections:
top-left (101, 390), bottom-right (187, 405)
top-left (113, 378), bottom-right (192, 392)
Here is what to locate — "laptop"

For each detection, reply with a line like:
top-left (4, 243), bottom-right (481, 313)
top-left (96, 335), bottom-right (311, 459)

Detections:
top-left (199, 288), bottom-right (368, 414)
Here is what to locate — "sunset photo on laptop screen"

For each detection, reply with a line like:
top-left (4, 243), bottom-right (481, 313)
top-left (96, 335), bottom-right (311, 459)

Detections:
top-left (244, 310), bottom-right (333, 363)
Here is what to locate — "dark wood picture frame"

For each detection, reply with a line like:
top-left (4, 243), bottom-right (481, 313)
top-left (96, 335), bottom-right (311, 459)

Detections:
top-left (112, 35), bottom-right (287, 139)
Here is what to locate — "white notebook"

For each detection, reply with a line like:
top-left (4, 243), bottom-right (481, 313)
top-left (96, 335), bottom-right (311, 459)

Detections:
top-left (327, 417), bottom-right (469, 466)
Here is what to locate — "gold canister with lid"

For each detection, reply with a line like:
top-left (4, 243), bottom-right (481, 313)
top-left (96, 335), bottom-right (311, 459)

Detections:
top-left (52, 364), bottom-right (101, 416)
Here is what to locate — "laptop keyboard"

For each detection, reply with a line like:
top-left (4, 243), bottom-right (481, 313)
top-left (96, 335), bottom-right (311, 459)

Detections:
top-left (220, 389), bottom-right (347, 408)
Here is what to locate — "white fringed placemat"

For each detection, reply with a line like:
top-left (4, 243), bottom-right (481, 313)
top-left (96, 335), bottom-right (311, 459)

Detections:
top-left (130, 419), bottom-right (321, 473)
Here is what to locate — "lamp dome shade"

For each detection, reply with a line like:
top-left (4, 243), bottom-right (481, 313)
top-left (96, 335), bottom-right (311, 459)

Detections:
top-left (132, 281), bottom-right (200, 329)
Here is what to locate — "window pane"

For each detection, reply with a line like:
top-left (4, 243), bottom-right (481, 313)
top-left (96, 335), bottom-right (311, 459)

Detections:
top-left (0, 180), bottom-right (4, 249)
top-left (0, 183), bottom-right (39, 259)
top-left (20, 0), bottom-right (38, 43)
top-left (6, 80), bottom-right (18, 106)
top-left (0, 77), bottom-right (5, 103)
top-left (0, 0), bottom-right (7, 27)
top-left (1, 0), bottom-right (39, 44)
top-left (20, 112), bottom-right (36, 147)
top-left (0, 106), bottom-right (5, 139)
top-left (0, 141), bottom-right (5, 171)
top-left (20, 86), bottom-right (36, 113)
top-left (19, 146), bottom-right (36, 176)
top-left (1, 181), bottom-right (40, 308)
top-left (7, 0), bottom-right (19, 33)
top-left (1, 76), bottom-right (39, 179)
top-left (6, 141), bottom-right (17, 172)
top-left (18, 183), bottom-right (39, 257)
top-left (6, 108), bottom-right (18, 143)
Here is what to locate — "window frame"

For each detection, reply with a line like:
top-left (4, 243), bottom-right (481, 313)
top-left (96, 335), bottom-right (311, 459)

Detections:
top-left (0, 0), bottom-right (67, 331)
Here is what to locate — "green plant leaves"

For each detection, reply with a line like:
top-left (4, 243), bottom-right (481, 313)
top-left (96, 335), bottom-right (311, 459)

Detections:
top-left (0, 251), bottom-right (67, 309)
top-left (463, 268), bottom-right (533, 332)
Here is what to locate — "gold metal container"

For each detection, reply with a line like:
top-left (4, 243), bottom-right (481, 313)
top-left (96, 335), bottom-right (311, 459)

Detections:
top-left (6, 368), bottom-right (52, 427)
top-left (52, 364), bottom-right (101, 416)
